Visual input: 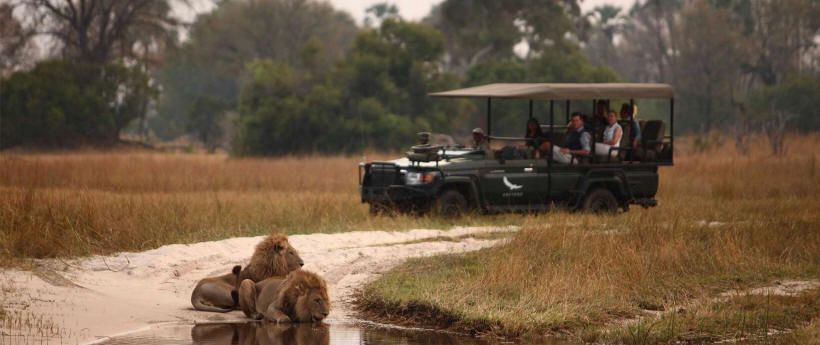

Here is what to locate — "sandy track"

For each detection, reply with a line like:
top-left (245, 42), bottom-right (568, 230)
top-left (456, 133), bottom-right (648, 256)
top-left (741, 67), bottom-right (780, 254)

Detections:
top-left (0, 226), bottom-right (518, 345)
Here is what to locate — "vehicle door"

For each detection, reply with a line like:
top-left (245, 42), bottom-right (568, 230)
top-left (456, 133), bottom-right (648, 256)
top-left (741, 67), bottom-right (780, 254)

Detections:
top-left (479, 152), bottom-right (542, 208)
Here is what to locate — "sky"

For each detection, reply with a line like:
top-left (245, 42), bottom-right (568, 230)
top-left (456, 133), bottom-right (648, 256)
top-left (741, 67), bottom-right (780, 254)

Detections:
top-left (178, 0), bottom-right (641, 25)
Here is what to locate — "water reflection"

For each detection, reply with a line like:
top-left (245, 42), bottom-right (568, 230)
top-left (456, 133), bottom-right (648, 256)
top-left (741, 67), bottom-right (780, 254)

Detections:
top-left (101, 322), bottom-right (526, 345)
top-left (191, 323), bottom-right (329, 345)
top-left (98, 322), bottom-right (803, 345)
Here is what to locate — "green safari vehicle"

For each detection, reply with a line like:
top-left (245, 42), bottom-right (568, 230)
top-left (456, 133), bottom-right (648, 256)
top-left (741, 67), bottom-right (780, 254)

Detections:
top-left (359, 83), bottom-right (675, 214)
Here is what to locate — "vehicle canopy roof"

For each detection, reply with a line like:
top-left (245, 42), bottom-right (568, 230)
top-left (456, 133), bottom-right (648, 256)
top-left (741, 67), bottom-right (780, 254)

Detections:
top-left (428, 83), bottom-right (674, 100)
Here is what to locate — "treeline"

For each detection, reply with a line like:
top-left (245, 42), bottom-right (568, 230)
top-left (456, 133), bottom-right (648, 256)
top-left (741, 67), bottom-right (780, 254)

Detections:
top-left (1, 0), bottom-right (818, 154)
top-left (584, 0), bottom-right (820, 137)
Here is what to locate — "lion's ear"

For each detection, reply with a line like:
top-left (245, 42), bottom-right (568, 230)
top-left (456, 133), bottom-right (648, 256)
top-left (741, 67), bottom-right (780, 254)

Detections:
top-left (273, 241), bottom-right (285, 253)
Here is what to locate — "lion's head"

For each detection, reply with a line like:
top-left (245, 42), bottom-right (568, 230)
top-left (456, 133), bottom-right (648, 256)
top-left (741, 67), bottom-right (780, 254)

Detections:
top-left (278, 270), bottom-right (330, 322)
top-left (243, 233), bottom-right (304, 281)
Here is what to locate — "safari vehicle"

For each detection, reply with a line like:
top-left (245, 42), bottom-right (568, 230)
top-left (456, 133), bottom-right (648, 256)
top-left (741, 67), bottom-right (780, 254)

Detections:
top-left (359, 83), bottom-right (674, 214)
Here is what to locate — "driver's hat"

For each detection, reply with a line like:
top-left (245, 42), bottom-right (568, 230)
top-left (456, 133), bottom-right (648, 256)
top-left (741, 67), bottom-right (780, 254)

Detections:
top-left (472, 127), bottom-right (484, 135)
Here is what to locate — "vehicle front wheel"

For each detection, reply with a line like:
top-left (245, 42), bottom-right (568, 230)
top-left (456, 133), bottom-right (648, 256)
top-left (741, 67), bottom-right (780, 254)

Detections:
top-left (581, 188), bottom-right (618, 214)
top-left (434, 190), bottom-right (468, 217)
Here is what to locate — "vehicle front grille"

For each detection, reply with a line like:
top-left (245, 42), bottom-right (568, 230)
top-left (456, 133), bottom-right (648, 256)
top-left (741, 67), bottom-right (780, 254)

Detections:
top-left (365, 163), bottom-right (401, 187)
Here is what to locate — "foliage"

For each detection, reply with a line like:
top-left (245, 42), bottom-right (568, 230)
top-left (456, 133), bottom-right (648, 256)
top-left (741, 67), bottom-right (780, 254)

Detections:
top-left (585, 0), bottom-right (820, 133)
top-left (1, 60), bottom-right (156, 149)
top-left (674, 1), bottom-right (748, 131)
top-left (18, 0), bottom-right (179, 65)
top-left (185, 96), bottom-right (229, 153)
top-left (428, 0), bottom-right (583, 72)
top-left (234, 18), bottom-right (467, 155)
top-left (749, 77), bottom-right (820, 132)
top-left (1, 4), bottom-right (34, 75)
top-left (152, 0), bottom-right (357, 139)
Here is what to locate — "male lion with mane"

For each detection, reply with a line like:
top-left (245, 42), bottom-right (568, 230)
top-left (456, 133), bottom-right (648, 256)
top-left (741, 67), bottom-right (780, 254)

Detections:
top-left (191, 233), bottom-right (303, 312)
top-left (238, 233), bottom-right (304, 284)
top-left (238, 270), bottom-right (330, 323)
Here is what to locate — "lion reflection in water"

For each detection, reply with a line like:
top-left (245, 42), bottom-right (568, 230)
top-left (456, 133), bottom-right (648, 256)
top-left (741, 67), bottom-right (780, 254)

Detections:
top-left (191, 322), bottom-right (329, 345)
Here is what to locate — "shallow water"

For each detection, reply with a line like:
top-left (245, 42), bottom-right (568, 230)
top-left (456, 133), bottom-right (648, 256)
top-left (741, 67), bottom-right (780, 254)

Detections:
top-left (95, 321), bottom-right (800, 345)
top-left (97, 322), bottom-right (541, 345)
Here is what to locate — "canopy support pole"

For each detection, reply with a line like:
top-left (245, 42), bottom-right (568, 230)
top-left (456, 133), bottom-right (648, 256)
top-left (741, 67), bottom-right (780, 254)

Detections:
top-left (670, 98), bottom-right (675, 164)
top-left (487, 98), bottom-right (492, 138)
top-left (529, 100), bottom-right (534, 119)
top-left (565, 100), bottom-right (570, 123)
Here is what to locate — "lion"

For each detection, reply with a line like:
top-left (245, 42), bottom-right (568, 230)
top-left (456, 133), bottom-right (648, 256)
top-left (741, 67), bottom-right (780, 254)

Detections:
top-left (190, 265), bottom-right (242, 312)
top-left (238, 269), bottom-right (330, 323)
top-left (237, 233), bottom-right (304, 285)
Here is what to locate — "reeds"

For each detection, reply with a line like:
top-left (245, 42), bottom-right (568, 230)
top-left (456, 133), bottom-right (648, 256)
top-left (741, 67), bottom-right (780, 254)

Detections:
top-left (0, 152), bottom-right (508, 261)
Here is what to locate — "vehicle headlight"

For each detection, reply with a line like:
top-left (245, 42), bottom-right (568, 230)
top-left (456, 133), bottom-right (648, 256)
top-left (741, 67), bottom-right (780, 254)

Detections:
top-left (405, 171), bottom-right (439, 185)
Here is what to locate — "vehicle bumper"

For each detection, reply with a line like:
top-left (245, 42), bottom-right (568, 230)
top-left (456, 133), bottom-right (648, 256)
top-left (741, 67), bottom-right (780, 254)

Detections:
top-left (361, 184), bottom-right (439, 204)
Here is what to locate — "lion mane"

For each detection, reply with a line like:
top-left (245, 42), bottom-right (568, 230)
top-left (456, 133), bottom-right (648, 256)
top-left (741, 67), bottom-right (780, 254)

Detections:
top-left (238, 233), bottom-right (303, 284)
top-left (239, 269), bottom-right (330, 323)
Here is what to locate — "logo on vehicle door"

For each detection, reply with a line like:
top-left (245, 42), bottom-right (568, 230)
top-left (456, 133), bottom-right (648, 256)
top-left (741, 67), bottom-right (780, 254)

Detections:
top-left (503, 176), bottom-right (522, 190)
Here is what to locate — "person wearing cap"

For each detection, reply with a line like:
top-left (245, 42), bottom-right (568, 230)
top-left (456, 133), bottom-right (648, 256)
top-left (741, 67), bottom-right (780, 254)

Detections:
top-left (470, 128), bottom-right (489, 151)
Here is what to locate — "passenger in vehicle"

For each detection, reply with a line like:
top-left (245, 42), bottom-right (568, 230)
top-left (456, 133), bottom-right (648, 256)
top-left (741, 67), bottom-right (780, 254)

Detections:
top-left (620, 104), bottom-right (641, 148)
top-left (547, 113), bottom-right (591, 164)
top-left (591, 100), bottom-right (609, 139)
top-left (524, 118), bottom-right (549, 157)
top-left (594, 110), bottom-right (622, 157)
top-left (470, 127), bottom-right (489, 151)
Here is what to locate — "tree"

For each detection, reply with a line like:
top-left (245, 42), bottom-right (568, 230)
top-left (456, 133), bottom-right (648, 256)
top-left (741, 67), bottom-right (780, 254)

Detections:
top-left (19, 0), bottom-right (181, 65)
top-left (583, 5), bottom-right (623, 67)
top-left (427, 0), bottom-right (583, 73)
top-left (185, 96), bottom-right (228, 153)
top-left (1, 4), bottom-right (35, 75)
top-left (674, 1), bottom-right (748, 131)
top-left (364, 2), bottom-right (399, 27)
top-left (1, 60), bottom-right (156, 148)
top-left (745, 0), bottom-right (820, 86)
top-left (233, 18), bottom-right (468, 155)
top-left (154, 0), bottom-right (357, 140)
top-left (613, 0), bottom-right (682, 83)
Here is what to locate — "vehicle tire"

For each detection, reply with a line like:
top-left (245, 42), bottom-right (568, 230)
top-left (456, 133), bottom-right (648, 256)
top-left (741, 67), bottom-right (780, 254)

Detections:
top-left (581, 188), bottom-right (618, 214)
top-left (434, 190), bottom-right (468, 217)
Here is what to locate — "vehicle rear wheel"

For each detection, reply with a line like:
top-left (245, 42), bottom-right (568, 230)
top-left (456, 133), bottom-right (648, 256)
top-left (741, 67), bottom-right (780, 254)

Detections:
top-left (434, 190), bottom-right (468, 216)
top-left (581, 188), bottom-right (618, 214)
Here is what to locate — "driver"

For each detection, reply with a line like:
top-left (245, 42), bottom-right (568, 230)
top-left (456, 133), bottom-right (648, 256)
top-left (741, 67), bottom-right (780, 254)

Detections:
top-left (470, 127), bottom-right (489, 151)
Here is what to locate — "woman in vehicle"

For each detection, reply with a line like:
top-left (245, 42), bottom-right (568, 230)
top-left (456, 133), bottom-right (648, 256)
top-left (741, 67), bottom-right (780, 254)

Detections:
top-left (591, 100), bottom-right (609, 139)
top-left (524, 118), bottom-right (549, 157)
top-left (594, 110), bottom-right (622, 158)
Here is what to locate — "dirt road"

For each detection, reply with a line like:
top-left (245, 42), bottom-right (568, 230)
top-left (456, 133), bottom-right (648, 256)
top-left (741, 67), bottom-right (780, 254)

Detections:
top-left (0, 226), bottom-right (517, 345)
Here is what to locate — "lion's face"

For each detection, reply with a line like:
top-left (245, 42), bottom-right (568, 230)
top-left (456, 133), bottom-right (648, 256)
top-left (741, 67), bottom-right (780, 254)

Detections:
top-left (294, 289), bottom-right (330, 322)
top-left (284, 246), bottom-right (304, 272)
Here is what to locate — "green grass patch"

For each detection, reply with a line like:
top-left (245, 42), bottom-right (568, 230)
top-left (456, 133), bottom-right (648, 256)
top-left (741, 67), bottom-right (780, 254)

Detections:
top-left (608, 289), bottom-right (820, 344)
top-left (360, 211), bottom-right (820, 340)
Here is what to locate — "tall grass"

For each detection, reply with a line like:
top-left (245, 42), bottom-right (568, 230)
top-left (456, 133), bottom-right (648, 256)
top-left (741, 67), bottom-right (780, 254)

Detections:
top-left (0, 152), bottom-right (512, 261)
top-left (360, 134), bottom-right (820, 340)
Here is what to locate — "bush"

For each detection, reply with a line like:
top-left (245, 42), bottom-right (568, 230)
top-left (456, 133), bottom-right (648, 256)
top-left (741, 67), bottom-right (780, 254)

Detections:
top-left (1, 60), bottom-right (155, 149)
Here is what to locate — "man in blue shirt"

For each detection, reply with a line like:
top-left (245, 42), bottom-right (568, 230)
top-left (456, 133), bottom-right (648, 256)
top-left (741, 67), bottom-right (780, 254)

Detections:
top-left (550, 113), bottom-right (591, 164)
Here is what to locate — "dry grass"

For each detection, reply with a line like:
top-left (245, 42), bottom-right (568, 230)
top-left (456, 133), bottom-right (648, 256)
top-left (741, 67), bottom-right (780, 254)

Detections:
top-left (360, 134), bottom-right (820, 342)
top-left (0, 152), bottom-right (514, 262)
